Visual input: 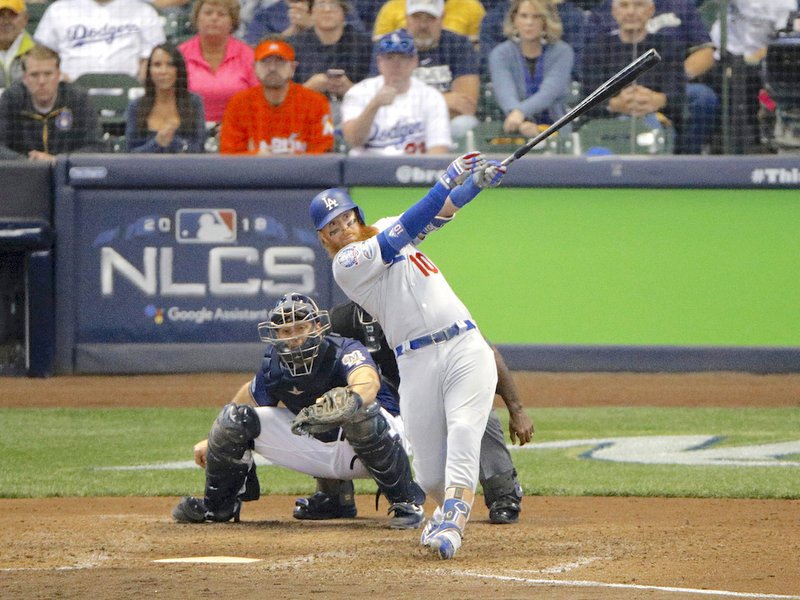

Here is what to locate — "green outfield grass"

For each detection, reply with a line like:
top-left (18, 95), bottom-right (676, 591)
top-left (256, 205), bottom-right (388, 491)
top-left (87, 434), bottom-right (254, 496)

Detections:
top-left (1, 407), bottom-right (798, 499)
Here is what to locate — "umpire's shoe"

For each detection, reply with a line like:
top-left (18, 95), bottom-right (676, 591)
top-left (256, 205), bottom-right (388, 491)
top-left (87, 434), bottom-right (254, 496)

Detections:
top-left (293, 492), bottom-right (357, 520)
top-left (489, 496), bottom-right (521, 525)
top-left (172, 496), bottom-right (241, 523)
top-left (387, 502), bottom-right (424, 529)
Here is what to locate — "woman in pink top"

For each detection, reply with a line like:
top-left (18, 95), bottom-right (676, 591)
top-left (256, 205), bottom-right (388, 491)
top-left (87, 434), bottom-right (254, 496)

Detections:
top-left (179, 0), bottom-right (259, 123)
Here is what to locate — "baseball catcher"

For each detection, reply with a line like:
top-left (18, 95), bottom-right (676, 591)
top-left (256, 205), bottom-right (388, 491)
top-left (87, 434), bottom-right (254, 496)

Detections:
top-left (172, 292), bottom-right (425, 528)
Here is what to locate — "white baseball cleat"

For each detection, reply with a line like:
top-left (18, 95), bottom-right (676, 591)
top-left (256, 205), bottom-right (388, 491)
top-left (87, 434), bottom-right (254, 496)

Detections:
top-left (421, 521), bottom-right (462, 560)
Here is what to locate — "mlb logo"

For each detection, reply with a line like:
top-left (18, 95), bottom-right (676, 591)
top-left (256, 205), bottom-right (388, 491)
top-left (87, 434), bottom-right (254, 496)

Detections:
top-left (176, 209), bottom-right (237, 243)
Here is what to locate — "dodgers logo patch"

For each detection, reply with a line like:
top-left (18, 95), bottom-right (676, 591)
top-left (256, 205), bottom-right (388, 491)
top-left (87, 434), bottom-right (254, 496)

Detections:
top-left (337, 245), bottom-right (360, 268)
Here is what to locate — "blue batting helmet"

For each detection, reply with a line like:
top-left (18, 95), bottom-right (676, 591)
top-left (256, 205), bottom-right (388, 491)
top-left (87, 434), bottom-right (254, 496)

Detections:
top-left (309, 188), bottom-right (365, 231)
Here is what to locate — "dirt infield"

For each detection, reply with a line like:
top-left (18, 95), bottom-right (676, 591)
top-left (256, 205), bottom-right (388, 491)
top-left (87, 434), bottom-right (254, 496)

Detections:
top-left (1, 372), bottom-right (799, 599)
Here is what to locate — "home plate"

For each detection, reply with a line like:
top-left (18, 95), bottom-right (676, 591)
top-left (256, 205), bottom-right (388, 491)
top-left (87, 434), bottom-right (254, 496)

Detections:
top-left (153, 556), bottom-right (262, 564)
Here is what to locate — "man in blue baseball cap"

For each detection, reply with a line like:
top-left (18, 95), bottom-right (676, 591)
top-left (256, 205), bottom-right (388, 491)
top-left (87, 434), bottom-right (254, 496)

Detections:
top-left (339, 29), bottom-right (452, 155)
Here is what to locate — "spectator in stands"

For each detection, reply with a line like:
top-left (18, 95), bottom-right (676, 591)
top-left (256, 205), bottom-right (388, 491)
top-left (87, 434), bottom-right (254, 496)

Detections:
top-left (381, 0), bottom-right (481, 141)
top-left (481, 0), bottom-right (585, 79)
top-left (245, 0), bottom-right (364, 45)
top-left (0, 44), bottom-right (101, 161)
top-left (179, 0), bottom-right (259, 124)
top-left (219, 39), bottom-right (334, 154)
top-left (588, 0), bottom-right (717, 154)
top-left (289, 0), bottom-right (373, 103)
top-left (489, 0), bottom-right (574, 139)
top-left (350, 0), bottom-right (383, 33)
top-left (582, 0), bottom-right (686, 134)
top-left (33, 0), bottom-right (165, 82)
top-left (0, 0), bottom-right (33, 89)
top-left (341, 30), bottom-right (451, 154)
top-left (238, 0), bottom-right (265, 40)
top-left (125, 44), bottom-right (206, 153)
top-left (154, 0), bottom-right (194, 46)
top-left (706, 0), bottom-right (797, 153)
top-left (372, 0), bottom-right (485, 43)
top-left (245, 0), bottom-right (314, 44)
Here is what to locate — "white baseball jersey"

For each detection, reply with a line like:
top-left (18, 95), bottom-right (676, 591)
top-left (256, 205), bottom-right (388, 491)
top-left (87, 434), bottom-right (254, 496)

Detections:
top-left (341, 76), bottom-right (452, 156)
top-left (333, 217), bottom-right (471, 350)
top-left (34, 0), bottom-right (166, 81)
top-left (710, 0), bottom-right (797, 58)
top-left (332, 216), bottom-right (497, 506)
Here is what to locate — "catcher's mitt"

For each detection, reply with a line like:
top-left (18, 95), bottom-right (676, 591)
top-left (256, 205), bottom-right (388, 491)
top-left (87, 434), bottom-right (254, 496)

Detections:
top-left (290, 387), bottom-right (363, 436)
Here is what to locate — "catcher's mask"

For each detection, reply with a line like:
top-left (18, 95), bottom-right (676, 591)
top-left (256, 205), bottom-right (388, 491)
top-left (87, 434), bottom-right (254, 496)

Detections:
top-left (258, 293), bottom-right (331, 376)
top-left (309, 188), bottom-right (365, 231)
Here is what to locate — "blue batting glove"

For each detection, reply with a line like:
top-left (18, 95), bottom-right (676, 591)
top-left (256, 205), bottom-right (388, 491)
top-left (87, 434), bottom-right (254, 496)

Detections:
top-left (439, 151), bottom-right (486, 190)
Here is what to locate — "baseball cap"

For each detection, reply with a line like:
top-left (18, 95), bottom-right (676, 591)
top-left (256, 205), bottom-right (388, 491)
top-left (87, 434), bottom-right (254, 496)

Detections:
top-left (376, 30), bottom-right (417, 56)
top-left (0, 0), bottom-right (25, 13)
top-left (406, 0), bottom-right (443, 17)
top-left (254, 39), bottom-right (295, 62)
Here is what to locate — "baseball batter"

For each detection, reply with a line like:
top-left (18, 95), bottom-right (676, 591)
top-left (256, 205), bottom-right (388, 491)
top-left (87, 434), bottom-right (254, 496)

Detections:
top-left (310, 152), bottom-right (507, 559)
top-left (328, 301), bottom-right (532, 524)
top-left (172, 293), bottom-right (425, 529)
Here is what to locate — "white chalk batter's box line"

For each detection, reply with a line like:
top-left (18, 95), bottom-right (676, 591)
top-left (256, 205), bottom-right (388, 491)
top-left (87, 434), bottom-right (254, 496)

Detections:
top-left (447, 570), bottom-right (800, 599)
top-left (4, 555), bottom-right (798, 599)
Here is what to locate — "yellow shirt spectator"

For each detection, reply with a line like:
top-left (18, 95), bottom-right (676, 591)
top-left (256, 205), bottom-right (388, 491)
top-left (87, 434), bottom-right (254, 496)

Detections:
top-left (372, 0), bottom-right (486, 41)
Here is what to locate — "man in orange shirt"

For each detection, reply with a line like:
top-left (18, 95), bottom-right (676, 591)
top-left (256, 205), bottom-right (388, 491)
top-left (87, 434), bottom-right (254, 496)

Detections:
top-left (220, 39), bottom-right (334, 155)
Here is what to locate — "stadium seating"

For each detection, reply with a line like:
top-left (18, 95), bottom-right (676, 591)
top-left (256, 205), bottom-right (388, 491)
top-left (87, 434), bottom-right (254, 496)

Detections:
top-left (73, 73), bottom-right (144, 137)
top-left (24, 2), bottom-right (48, 36)
top-left (576, 116), bottom-right (675, 155)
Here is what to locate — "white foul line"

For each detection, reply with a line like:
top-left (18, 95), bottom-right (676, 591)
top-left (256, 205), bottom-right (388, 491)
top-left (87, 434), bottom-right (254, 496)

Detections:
top-left (451, 571), bottom-right (800, 599)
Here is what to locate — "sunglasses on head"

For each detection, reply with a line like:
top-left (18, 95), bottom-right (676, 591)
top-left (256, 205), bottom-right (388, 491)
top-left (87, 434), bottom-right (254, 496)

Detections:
top-left (378, 34), bottom-right (414, 54)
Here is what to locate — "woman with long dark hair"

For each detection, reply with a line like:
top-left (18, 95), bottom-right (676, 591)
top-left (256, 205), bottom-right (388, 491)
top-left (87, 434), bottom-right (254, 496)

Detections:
top-left (125, 44), bottom-right (207, 153)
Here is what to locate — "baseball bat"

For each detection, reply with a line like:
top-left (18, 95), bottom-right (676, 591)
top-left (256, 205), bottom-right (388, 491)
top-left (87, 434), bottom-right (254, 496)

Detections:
top-left (500, 48), bottom-right (662, 167)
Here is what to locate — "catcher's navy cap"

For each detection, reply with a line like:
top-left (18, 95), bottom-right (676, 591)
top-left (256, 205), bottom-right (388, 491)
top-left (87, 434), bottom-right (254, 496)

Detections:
top-left (309, 188), bottom-right (365, 230)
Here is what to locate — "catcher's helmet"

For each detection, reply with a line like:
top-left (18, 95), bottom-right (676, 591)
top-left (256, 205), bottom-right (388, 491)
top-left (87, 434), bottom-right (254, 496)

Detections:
top-left (258, 293), bottom-right (331, 376)
top-left (309, 188), bottom-right (365, 231)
